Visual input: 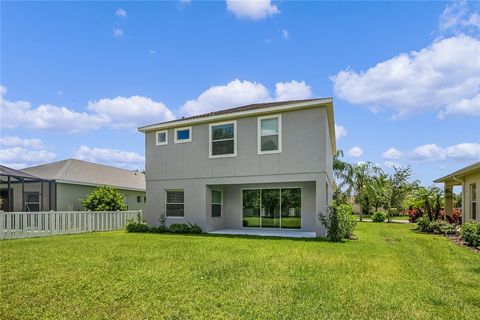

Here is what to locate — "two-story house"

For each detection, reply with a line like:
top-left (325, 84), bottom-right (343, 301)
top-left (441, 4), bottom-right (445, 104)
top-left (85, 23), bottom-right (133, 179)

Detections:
top-left (138, 98), bottom-right (336, 237)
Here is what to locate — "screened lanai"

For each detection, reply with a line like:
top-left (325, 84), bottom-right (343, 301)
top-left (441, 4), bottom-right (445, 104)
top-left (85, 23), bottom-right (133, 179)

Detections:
top-left (0, 165), bottom-right (55, 212)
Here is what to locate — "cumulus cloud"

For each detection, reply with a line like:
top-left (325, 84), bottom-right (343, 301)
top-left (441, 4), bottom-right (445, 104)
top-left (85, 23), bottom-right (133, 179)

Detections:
top-left (0, 147), bottom-right (56, 168)
top-left (0, 136), bottom-right (44, 149)
top-left (382, 147), bottom-right (404, 160)
top-left (0, 86), bottom-right (175, 132)
top-left (391, 143), bottom-right (480, 162)
top-left (87, 96), bottom-right (176, 128)
top-left (113, 28), bottom-right (124, 38)
top-left (439, 0), bottom-right (480, 34)
top-left (115, 8), bottom-right (127, 18)
top-left (348, 146), bottom-right (363, 158)
top-left (226, 0), bottom-right (279, 20)
top-left (180, 79), bottom-right (313, 116)
top-left (331, 35), bottom-right (480, 119)
top-left (335, 124), bottom-right (347, 140)
top-left (74, 145), bottom-right (144, 170)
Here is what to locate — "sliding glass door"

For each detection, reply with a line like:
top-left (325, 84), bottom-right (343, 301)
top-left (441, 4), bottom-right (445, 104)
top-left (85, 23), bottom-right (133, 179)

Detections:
top-left (242, 188), bottom-right (301, 229)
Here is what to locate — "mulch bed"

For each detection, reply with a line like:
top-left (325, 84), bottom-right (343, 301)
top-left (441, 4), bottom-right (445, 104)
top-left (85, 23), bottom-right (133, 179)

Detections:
top-left (447, 235), bottom-right (480, 253)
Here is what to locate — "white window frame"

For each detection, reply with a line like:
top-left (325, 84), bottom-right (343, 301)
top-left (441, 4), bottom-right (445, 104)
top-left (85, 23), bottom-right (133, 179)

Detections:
top-left (165, 189), bottom-right (184, 218)
top-left (257, 114), bottom-right (282, 155)
top-left (25, 192), bottom-right (40, 212)
top-left (471, 183), bottom-right (477, 220)
top-left (174, 126), bottom-right (192, 144)
top-left (211, 190), bottom-right (222, 218)
top-left (209, 120), bottom-right (237, 159)
top-left (156, 130), bottom-right (168, 146)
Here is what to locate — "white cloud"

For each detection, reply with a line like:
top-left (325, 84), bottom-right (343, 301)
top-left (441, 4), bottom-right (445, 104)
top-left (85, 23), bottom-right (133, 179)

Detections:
top-left (0, 136), bottom-right (44, 149)
top-left (115, 8), bottom-right (127, 18)
top-left (226, 0), bottom-right (279, 20)
top-left (180, 79), bottom-right (313, 116)
top-left (74, 145), bottom-right (144, 170)
top-left (348, 146), bottom-right (363, 158)
top-left (282, 29), bottom-right (289, 40)
top-left (382, 147), bottom-right (404, 160)
top-left (0, 87), bottom-right (175, 132)
top-left (334, 123), bottom-right (347, 140)
top-left (383, 161), bottom-right (401, 169)
top-left (87, 96), bottom-right (176, 129)
top-left (113, 28), bottom-right (124, 38)
top-left (0, 147), bottom-right (56, 168)
top-left (274, 80), bottom-right (312, 101)
top-left (331, 35), bottom-right (480, 119)
top-left (410, 143), bottom-right (480, 161)
top-left (439, 0), bottom-right (480, 34)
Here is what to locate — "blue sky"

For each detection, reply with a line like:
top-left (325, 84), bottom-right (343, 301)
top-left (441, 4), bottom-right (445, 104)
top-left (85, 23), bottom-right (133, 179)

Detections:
top-left (1, 0), bottom-right (479, 185)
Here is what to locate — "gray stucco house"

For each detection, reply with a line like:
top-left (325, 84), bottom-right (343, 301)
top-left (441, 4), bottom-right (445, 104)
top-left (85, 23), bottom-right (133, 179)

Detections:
top-left (138, 98), bottom-right (336, 237)
top-left (1, 159), bottom-right (146, 212)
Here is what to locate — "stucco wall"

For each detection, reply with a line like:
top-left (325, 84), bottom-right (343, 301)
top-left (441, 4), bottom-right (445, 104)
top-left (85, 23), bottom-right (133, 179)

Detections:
top-left (56, 183), bottom-right (146, 211)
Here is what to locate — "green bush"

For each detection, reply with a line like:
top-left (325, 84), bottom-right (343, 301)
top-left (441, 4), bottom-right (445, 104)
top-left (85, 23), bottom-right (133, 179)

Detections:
top-left (416, 216), bottom-right (433, 233)
top-left (150, 225), bottom-right (169, 233)
top-left (188, 223), bottom-right (202, 234)
top-left (126, 220), bottom-right (149, 233)
top-left (82, 186), bottom-right (128, 211)
top-left (318, 203), bottom-right (356, 242)
top-left (461, 222), bottom-right (480, 248)
top-left (371, 212), bottom-right (386, 222)
top-left (388, 208), bottom-right (398, 216)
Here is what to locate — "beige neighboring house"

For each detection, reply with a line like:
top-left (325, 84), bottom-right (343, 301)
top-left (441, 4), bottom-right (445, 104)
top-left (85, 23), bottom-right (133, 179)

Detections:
top-left (434, 162), bottom-right (480, 223)
top-left (3, 159), bottom-right (146, 212)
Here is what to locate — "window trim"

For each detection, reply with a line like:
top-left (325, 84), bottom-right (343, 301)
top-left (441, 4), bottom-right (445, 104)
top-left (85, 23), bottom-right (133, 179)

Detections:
top-left (209, 120), bottom-right (237, 159)
top-left (257, 114), bottom-right (282, 155)
top-left (471, 183), bottom-right (477, 220)
top-left (156, 130), bottom-right (168, 146)
top-left (174, 126), bottom-right (192, 144)
top-left (165, 189), bottom-right (185, 218)
top-left (211, 190), bottom-right (222, 218)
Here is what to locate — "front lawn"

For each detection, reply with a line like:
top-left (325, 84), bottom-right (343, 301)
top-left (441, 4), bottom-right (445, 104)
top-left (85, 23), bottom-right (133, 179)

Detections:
top-left (1, 223), bottom-right (479, 319)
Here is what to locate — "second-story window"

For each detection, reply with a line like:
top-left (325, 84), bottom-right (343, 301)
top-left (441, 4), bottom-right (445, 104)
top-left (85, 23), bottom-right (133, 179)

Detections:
top-left (174, 127), bottom-right (192, 143)
top-left (156, 130), bottom-right (168, 145)
top-left (209, 120), bottom-right (237, 158)
top-left (258, 114), bottom-right (282, 154)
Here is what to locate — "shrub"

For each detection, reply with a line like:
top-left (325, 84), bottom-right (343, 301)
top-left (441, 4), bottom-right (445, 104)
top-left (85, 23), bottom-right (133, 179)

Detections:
top-left (318, 203), bottom-right (356, 242)
top-left (126, 220), bottom-right (149, 233)
top-left (169, 223), bottom-right (193, 233)
top-left (388, 208), bottom-right (398, 216)
top-left (407, 209), bottom-right (422, 223)
top-left (461, 222), bottom-right (480, 248)
top-left (188, 223), bottom-right (202, 234)
top-left (371, 211), bottom-right (386, 222)
top-left (150, 225), bottom-right (169, 233)
top-left (82, 186), bottom-right (128, 211)
top-left (417, 216), bottom-right (433, 233)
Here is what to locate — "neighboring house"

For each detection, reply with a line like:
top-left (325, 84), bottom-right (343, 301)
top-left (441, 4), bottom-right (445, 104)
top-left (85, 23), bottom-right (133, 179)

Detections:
top-left (0, 159), bottom-right (146, 212)
top-left (139, 98), bottom-right (335, 237)
top-left (434, 162), bottom-right (480, 223)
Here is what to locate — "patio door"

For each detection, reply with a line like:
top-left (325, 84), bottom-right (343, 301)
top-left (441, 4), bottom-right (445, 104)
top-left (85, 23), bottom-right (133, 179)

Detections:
top-left (242, 188), bottom-right (301, 229)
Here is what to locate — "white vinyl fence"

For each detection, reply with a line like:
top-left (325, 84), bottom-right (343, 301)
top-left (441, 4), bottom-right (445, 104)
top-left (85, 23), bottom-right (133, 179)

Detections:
top-left (0, 210), bottom-right (142, 240)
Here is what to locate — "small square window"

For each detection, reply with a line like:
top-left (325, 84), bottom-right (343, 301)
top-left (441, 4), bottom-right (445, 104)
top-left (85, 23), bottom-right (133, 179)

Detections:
top-left (174, 127), bottom-right (192, 143)
top-left (156, 130), bottom-right (168, 145)
top-left (137, 196), bottom-right (141, 203)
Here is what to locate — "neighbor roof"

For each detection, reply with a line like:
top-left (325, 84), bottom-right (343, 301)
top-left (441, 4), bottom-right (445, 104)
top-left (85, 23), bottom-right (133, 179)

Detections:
top-left (138, 98), bottom-right (333, 132)
top-left (22, 159), bottom-right (146, 191)
top-left (0, 165), bottom-right (50, 181)
top-left (434, 162), bottom-right (480, 184)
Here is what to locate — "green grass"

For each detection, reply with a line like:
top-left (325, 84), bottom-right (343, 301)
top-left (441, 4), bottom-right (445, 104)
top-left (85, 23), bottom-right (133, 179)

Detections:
top-left (1, 223), bottom-right (479, 319)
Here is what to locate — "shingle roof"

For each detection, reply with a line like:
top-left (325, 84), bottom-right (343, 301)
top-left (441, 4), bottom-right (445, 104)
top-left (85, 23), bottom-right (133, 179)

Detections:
top-left (0, 165), bottom-right (48, 181)
top-left (22, 159), bottom-right (146, 191)
top-left (139, 98), bottom-right (331, 130)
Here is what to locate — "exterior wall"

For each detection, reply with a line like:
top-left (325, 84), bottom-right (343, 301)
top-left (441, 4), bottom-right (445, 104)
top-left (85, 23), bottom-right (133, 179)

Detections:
top-left (144, 106), bottom-right (332, 237)
top-left (463, 172), bottom-right (480, 222)
top-left (56, 183), bottom-right (146, 211)
top-left (145, 107), bottom-right (328, 181)
top-left (0, 182), bottom-right (54, 212)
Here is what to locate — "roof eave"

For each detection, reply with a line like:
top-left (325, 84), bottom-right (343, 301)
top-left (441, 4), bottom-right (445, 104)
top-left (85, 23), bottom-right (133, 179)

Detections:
top-left (138, 98), bottom-right (333, 133)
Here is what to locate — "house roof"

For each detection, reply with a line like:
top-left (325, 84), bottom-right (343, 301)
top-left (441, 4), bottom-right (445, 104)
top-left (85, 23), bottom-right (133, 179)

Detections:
top-left (138, 98), bottom-right (336, 153)
top-left (22, 159), bottom-right (146, 191)
top-left (0, 165), bottom-right (49, 181)
top-left (434, 162), bottom-right (480, 184)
